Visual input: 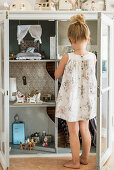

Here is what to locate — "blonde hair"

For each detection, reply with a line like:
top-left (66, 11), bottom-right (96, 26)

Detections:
top-left (68, 14), bottom-right (90, 43)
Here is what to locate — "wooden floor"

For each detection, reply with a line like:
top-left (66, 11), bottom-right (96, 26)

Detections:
top-left (0, 156), bottom-right (96, 170)
top-left (0, 143), bottom-right (114, 170)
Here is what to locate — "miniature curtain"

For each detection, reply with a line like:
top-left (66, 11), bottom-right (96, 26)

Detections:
top-left (17, 25), bottom-right (42, 45)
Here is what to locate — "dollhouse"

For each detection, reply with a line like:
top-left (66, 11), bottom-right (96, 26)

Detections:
top-left (0, 10), bottom-right (113, 170)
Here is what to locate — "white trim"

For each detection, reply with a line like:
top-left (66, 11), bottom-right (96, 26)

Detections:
top-left (101, 87), bottom-right (111, 94)
top-left (100, 148), bottom-right (112, 168)
top-left (10, 152), bottom-right (96, 158)
top-left (5, 10), bottom-right (98, 21)
top-left (4, 18), bottom-right (9, 168)
top-left (0, 18), bottom-right (9, 170)
top-left (102, 128), bottom-right (107, 138)
top-left (0, 151), bottom-right (7, 170)
top-left (96, 13), bottom-right (113, 170)
top-left (112, 127), bottom-right (114, 141)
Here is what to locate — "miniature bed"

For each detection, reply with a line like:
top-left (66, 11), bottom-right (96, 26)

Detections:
top-left (16, 40), bottom-right (41, 60)
top-left (16, 24), bottom-right (42, 60)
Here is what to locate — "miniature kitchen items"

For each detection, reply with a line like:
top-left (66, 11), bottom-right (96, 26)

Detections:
top-left (42, 93), bottom-right (51, 101)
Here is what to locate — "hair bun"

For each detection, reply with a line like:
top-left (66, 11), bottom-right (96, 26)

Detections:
top-left (70, 14), bottom-right (85, 23)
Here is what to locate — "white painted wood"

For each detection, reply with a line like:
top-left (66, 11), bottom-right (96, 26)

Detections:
top-left (0, 151), bottom-right (7, 170)
top-left (0, 18), bottom-right (9, 169)
top-left (55, 20), bottom-right (58, 153)
top-left (10, 101), bottom-right (56, 107)
top-left (96, 13), bottom-right (113, 170)
top-left (0, 10), bottom-right (113, 164)
top-left (5, 10), bottom-right (98, 21)
top-left (0, 88), bottom-right (5, 94)
top-left (9, 59), bottom-right (58, 62)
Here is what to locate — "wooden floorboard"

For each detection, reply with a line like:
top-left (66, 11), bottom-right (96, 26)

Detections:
top-left (0, 164), bottom-right (2, 170)
top-left (0, 142), bottom-right (114, 170)
top-left (9, 156), bottom-right (96, 170)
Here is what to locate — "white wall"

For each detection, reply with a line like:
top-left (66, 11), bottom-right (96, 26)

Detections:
top-left (9, 107), bottom-right (55, 143)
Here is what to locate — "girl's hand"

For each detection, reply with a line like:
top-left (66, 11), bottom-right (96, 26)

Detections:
top-left (54, 54), bottom-right (68, 79)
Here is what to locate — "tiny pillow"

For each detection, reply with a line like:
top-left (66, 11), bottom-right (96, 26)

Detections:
top-left (26, 47), bottom-right (35, 53)
top-left (21, 50), bottom-right (26, 53)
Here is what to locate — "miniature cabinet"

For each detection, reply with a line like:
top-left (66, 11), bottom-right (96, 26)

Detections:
top-left (0, 11), bottom-right (113, 170)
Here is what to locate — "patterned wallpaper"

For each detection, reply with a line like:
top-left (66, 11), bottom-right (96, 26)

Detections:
top-left (9, 62), bottom-right (55, 143)
top-left (9, 62), bottom-right (55, 99)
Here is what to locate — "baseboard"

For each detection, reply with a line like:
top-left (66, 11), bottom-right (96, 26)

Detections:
top-left (0, 151), bottom-right (7, 170)
top-left (10, 152), bottom-right (96, 158)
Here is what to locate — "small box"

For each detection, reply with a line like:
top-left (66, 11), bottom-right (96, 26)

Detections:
top-left (13, 122), bottom-right (25, 144)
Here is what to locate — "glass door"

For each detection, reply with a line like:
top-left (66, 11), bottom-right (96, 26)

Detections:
top-left (96, 13), bottom-right (113, 169)
top-left (0, 18), bottom-right (9, 169)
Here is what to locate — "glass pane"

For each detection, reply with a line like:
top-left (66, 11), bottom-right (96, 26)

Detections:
top-left (0, 93), bottom-right (4, 151)
top-left (0, 23), bottom-right (5, 152)
top-left (101, 91), bottom-right (109, 156)
top-left (102, 24), bottom-right (109, 89)
top-left (0, 23), bottom-right (4, 89)
top-left (0, 93), bottom-right (2, 151)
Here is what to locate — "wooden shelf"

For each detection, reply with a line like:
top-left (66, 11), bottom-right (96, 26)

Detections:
top-left (10, 142), bottom-right (56, 155)
top-left (9, 59), bottom-right (59, 62)
top-left (10, 101), bottom-right (56, 108)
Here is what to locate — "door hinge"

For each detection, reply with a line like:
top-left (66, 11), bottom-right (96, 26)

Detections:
top-left (6, 11), bottom-right (8, 19)
top-left (97, 86), bottom-right (100, 97)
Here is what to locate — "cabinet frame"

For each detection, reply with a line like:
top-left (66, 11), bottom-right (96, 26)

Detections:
top-left (0, 10), bottom-right (114, 170)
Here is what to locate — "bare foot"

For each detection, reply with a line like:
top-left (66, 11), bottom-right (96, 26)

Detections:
top-left (80, 155), bottom-right (88, 165)
top-left (64, 160), bottom-right (80, 169)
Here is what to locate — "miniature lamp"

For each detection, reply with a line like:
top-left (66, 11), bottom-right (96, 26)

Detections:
top-left (9, 77), bottom-right (17, 101)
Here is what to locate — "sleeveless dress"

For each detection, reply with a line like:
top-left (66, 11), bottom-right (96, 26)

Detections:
top-left (55, 52), bottom-right (97, 122)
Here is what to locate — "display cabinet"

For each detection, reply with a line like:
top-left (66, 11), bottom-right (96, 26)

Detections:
top-left (0, 10), bottom-right (113, 170)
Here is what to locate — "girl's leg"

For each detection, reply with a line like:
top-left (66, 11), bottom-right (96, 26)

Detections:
top-left (64, 121), bottom-right (80, 169)
top-left (79, 120), bottom-right (91, 165)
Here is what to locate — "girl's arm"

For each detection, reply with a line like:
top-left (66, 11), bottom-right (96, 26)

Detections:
top-left (94, 54), bottom-right (96, 66)
top-left (54, 54), bottom-right (68, 79)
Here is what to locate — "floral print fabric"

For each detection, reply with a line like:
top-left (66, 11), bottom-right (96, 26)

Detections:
top-left (55, 52), bottom-right (97, 122)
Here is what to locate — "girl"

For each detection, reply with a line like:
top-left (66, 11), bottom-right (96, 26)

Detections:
top-left (54, 14), bottom-right (97, 169)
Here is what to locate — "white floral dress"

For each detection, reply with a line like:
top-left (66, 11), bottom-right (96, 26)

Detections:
top-left (55, 52), bottom-right (97, 122)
